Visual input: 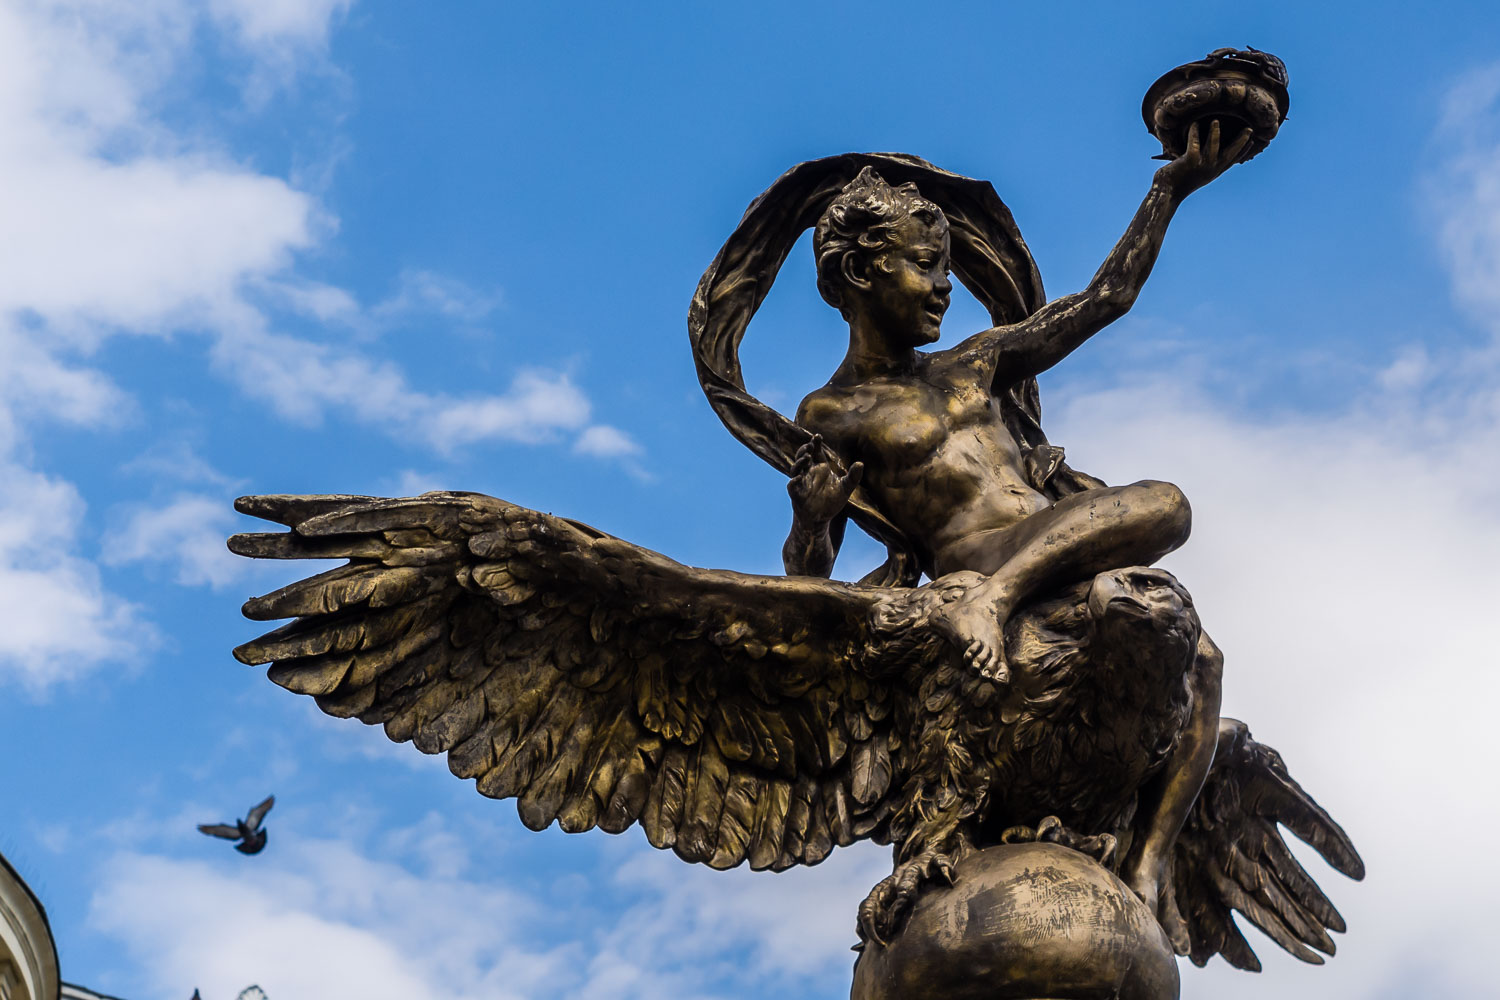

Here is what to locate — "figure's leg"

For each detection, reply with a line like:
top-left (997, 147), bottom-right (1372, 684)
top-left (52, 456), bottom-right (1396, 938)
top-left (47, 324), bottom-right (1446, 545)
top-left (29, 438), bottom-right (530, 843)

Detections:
top-left (1120, 629), bottom-right (1223, 953)
top-left (933, 480), bottom-right (1191, 678)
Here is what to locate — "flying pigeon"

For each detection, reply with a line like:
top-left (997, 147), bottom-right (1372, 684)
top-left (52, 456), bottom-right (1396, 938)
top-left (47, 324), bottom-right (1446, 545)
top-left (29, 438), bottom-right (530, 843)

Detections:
top-left (197, 795), bottom-right (274, 855)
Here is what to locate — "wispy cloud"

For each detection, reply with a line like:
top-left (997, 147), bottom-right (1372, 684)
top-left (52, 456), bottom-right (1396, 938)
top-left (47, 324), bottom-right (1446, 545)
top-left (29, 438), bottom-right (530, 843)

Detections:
top-left (209, 318), bottom-right (597, 451)
top-left (372, 269), bottom-right (502, 326)
top-left (573, 424), bottom-right (643, 459)
top-left (104, 493), bottom-right (247, 590)
top-left (1432, 64), bottom-right (1500, 328)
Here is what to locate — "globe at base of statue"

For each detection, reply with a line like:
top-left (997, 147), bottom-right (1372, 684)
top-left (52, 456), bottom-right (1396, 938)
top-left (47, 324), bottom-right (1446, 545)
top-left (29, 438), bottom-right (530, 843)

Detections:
top-left (850, 843), bottom-right (1179, 1000)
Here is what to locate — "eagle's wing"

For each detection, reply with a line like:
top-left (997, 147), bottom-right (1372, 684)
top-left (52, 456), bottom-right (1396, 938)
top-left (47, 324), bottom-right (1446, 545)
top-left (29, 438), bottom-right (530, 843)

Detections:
top-left (230, 492), bottom-right (908, 870)
top-left (197, 824), bottom-right (241, 840)
top-left (1166, 718), bottom-right (1365, 971)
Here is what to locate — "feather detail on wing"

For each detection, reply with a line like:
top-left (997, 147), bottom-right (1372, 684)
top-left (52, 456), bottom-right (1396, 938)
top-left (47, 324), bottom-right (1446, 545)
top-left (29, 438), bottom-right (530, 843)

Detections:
top-left (230, 492), bottom-right (912, 871)
top-left (1168, 718), bottom-right (1365, 971)
top-left (197, 824), bottom-right (241, 839)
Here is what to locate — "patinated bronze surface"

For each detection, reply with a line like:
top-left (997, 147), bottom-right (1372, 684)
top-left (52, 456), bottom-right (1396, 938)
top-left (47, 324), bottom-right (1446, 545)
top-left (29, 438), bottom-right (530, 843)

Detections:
top-left (230, 49), bottom-right (1360, 1000)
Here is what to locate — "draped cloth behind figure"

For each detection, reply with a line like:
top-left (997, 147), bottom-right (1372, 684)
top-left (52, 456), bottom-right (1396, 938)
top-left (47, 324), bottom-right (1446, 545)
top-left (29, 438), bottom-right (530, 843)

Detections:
top-left (689, 152), bottom-right (1106, 587)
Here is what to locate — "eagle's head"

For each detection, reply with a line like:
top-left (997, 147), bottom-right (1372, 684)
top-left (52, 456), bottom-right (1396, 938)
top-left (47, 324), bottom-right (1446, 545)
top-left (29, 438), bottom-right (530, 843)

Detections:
top-left (1085, 566), bottom-right (1201, 671)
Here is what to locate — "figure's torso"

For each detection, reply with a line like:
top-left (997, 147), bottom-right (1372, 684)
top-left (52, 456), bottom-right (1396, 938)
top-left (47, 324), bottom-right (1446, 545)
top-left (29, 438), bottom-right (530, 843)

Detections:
top-left (799, 353), bottom-right (1051, 575)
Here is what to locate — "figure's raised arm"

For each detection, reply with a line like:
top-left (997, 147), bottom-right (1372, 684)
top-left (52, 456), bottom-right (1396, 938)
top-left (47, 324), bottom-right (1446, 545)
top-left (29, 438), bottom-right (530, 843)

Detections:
top-left (953, 121), bottom-right (1251, 384)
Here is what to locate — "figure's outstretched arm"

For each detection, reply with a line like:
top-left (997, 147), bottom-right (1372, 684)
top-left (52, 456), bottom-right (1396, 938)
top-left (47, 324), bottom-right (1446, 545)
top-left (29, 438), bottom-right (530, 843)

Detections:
top-left (953, 121), bottom-right (1251, 384)
top-left (783, 434), bottom-right (862, 577)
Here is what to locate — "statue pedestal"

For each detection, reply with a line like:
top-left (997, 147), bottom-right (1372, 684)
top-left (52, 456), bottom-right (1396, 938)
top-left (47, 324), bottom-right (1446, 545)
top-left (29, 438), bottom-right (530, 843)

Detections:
top-left (851, 843), bottom-right (1179, 1000)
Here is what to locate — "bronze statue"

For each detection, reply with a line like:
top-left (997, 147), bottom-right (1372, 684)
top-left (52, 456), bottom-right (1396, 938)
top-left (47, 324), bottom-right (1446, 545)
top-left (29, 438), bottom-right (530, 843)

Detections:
top-left (230, 49), bottom-right (1360, 1000)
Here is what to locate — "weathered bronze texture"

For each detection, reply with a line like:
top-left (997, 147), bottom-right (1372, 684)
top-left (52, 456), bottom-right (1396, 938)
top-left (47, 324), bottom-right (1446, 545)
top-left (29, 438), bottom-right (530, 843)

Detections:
top-left (851, 842), bottom-right (1180, 1000)
top-left (230, 48), bottom-right (1361, 998)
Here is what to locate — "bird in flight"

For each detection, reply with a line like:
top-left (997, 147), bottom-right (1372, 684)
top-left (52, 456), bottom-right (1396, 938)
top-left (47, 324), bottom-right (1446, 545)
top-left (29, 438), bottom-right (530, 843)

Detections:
top-left (197, 795), bottom-right (275, 855)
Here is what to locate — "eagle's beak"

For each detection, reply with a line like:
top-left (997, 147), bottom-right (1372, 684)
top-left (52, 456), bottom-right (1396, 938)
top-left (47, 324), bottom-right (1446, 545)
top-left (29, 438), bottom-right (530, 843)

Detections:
top-left (1086, 570), bottom-right (1149, 622)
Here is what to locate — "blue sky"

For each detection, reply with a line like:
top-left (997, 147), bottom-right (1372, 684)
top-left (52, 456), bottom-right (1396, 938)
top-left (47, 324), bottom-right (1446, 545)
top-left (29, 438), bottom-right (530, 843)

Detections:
top-left (1, 1), bottom-right (1497, 998)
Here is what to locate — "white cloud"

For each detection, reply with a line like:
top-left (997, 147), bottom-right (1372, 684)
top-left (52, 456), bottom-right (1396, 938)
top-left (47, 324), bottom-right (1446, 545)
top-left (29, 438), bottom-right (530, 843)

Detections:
top-left (87, 813), bottom-right (887, 1000)
top-left (209, 319), bottom-right (595, 450)
top-left (90, 840), bottom-right (562, 1000)
top-left (0, 0), bottom-right (340, 688)
top-left (573, 424), bottom-right (644, 458)
top-left (104, 493), bottom-right (246, 589)
top-left (0, 322), bottom-right (127, 452)
top-left (0, 143), bottom-right (315, 329)
top-left (0, 463), bottom-right (149, 689)
top-left (1045, 361), bottom-right (1499, 994)
top-left (120, 440), bottom-right (238, 488)
top-left (0, 0), bottom-right (631, 455)
top-left (0, 0), bottom-right (637, 680)
top-left (0, 2), bottom-right (320, 333)
top-left (425, 371), bottom-right (594, 450)
top-left (601, 842), bottom-right (887, 985)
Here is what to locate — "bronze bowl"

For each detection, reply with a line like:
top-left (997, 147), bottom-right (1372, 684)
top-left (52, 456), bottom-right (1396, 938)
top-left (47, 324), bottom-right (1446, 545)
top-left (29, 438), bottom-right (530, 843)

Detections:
top-left (1142, 47), bottom-right (1289, 162)
top-left (850, 842), bottom-right (1180, 1000)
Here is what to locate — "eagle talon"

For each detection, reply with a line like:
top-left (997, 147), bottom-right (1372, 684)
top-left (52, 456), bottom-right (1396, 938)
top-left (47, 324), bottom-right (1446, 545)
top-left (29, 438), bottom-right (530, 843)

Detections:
top-left (856, 849), bottom-right (959, 946)
top-left (999, 816), bottom-right (1117, 867)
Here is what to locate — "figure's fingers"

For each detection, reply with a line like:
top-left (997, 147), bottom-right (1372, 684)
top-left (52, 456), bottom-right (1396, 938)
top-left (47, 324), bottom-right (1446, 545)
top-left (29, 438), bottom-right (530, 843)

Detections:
top-left (841, 461), bottom-right (865, 492)
top-left (1184, 120), bottom-right (1201, 160)
top-left (1224, 126), bottom-right (1254, 164)
top-left (1206, 118), bottom-right (1222, 163)
top-left (791, 440), bottom-right (815, 473)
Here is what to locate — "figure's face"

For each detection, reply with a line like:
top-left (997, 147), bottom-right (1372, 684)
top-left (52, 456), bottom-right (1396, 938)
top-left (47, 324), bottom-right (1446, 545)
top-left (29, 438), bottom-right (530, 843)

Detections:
top-left (861, 216), bottom-right (952, 346)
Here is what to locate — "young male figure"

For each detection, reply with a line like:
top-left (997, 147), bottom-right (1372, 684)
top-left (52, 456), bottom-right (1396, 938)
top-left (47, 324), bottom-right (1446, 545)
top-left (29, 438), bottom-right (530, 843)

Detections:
top-left (782, 122), bottom-right (1246, 913)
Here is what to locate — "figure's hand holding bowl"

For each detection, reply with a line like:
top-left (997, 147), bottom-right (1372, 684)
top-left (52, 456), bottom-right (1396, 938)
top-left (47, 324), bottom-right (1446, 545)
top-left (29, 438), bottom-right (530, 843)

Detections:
top-left (788, 434), bottom-right (862, 526)
top-left (1143, 47), bottom-right (1289, 168)
top-left (1154, 119), bottom-right (1252, 200)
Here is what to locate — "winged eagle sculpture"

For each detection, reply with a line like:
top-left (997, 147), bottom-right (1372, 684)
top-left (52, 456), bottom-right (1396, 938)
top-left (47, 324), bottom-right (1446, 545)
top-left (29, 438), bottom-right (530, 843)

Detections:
top-left (231, 491), bottom-right (1360, 973)
top-left (231, 76), bottom-right (1361, 999)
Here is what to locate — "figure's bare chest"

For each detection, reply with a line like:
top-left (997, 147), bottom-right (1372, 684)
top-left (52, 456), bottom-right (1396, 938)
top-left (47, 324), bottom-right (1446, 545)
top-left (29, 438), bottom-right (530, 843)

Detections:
top-left (841, 378), bottom-right (997, 466)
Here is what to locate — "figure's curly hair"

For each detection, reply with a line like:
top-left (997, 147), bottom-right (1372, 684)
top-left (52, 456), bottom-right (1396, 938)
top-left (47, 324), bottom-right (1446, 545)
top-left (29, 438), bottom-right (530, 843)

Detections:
top-left (813, 166), bottom-right (947, 316)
